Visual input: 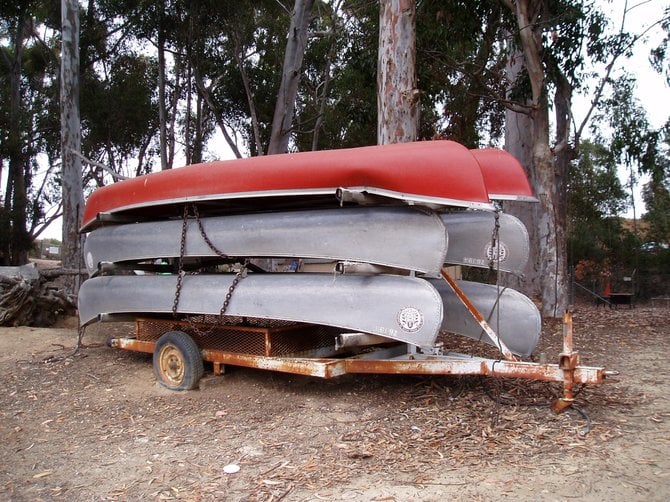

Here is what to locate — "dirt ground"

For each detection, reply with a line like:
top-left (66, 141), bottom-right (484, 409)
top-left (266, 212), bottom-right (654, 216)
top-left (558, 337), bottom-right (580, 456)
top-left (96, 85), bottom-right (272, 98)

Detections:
top-left (1, 303), bottom-right (669, 501)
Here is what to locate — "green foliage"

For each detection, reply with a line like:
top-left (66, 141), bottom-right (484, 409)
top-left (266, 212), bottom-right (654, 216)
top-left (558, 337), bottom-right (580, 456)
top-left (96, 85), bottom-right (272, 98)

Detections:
top-left (307, 0), bottom-right (378, 149)
top-left (642, 123), bottom-right (670, 246)
top-left (642, 180), bottom-right (670, 245)
top-left (650, 6), bottom-right (670, 86)
top-left (567, 140), bottom-right (632, 269)
top-left (81, 54), bottom-right (159, 163)
top-left (415, 0), bottom-right (508, 146)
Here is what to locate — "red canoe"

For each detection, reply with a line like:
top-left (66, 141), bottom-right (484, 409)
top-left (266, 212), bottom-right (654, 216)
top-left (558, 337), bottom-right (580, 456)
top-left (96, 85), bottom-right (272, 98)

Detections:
top-left (81, 140), bottom-right (534, 232)
top-left (471, 148), bottom-right (535, 202)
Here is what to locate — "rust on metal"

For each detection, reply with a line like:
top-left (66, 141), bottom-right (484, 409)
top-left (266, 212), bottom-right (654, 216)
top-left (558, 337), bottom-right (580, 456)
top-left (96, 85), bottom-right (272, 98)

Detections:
top-left (108, 337), bottom-right (155, 353)
top-left (200, 349), bottom-right (346, 379)
top-left (440, 268), bottom-right (517, 361)
top-left (156, 343), bottom-right (186, 387)
top-left (110, 336), bottom-right (606, 385)
top-left (195, 347), bottom-right (606, 384)
top-left (552, 310), bottom-right (579, 413)
top-left (107, 311), bottom-right (607, 413)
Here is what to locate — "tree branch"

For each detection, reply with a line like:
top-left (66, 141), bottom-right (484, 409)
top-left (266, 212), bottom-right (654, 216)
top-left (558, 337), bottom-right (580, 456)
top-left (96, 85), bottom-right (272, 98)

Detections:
top-left (231, 28), bottom-right (264, 155)
top-left (575, 7), bottom-right (664, 140)
top-left (71, 149), bottom-right (128, 181)
top-left (192, 65), bottom-right (243, 159)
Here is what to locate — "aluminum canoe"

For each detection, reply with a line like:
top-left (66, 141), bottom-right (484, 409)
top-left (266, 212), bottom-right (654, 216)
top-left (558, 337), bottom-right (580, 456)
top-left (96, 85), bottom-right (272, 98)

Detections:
top-left (441, 211), bottom-right (529, 274)
top-left (83, 207), bottom-right (448, 276)
top-left (80, 141), bottom-right (535, 231)
top-left (428, 278), bottom-right (540, 357)
top-left (84, 206), bottom-right (529, 277)
top-left (78, 273), bottom-right (444, 347)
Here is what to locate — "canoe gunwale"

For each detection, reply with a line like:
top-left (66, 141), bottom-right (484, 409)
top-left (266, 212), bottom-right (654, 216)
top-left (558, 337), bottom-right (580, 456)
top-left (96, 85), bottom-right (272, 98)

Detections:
top-left (81, 186), bottom-right (495, 233)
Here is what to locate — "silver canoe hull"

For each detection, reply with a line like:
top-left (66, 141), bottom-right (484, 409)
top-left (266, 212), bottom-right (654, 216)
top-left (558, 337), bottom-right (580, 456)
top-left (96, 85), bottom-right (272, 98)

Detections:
top-left (83, 207), bottom-right (448, 276)
top-left (78, 272), bottom-right (540, 356)
top-left (441, 212), bottom-right (529, 274)
top-left (428, 279), bottom-right (540, 357)
top-left (78, 273), bottom-right (444, 347)
top-left (84, 207), bottom-right (530, 277)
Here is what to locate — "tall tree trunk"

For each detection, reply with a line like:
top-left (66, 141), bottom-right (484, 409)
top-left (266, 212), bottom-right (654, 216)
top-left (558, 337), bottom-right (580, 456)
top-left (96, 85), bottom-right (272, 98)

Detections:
top-left (503, 0), bottom-right (568, 317)
top-left (192, 65), bottom-right (243, 159)
top-left (377, 0), bottom-right (418, 145)
top-left (554, 74), bottom-right (573, 244)
top-left (61, 0), bottom-right (85, 293)
top-left (312, 39), bottom-right (337, 151)
top-left (3, 13), bottom-right (30, 265)
top-left (232, 31), bottom-right (264, 156)
top-left (168, 57), bottom-right (181, 168)
top-left (185, 56), bottom-right (193, 165)
top-left (504, 47), bottom-right (538, 297)
top-left (157, 2), bottom-right (170, 170)
top-left (267, 0), bottom-right (315, 154)
top-left (192, 92), bottom-right (204, 164)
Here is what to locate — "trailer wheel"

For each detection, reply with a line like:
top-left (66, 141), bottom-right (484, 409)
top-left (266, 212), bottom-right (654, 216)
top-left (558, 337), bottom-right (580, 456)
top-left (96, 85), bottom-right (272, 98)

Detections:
top-left (153, 331), bottom-right (204, 391)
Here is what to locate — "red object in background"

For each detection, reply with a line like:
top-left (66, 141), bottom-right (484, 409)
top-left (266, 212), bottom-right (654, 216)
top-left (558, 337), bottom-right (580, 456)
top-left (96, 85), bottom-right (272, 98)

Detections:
top-left (604, 280), bottom-right (612, 297)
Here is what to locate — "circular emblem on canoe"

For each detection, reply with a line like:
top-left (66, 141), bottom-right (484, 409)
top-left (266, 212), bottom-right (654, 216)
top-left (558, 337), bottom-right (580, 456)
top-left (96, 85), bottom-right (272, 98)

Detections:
top-left (485, 241), bottom-right (508, 263)
top-left (397, 307), bottom-right (424, 332)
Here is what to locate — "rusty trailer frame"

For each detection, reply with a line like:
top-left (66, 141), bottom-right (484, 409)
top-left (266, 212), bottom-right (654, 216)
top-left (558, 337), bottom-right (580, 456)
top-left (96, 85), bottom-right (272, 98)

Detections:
top-left (107, 310), bottom-right (608, 413)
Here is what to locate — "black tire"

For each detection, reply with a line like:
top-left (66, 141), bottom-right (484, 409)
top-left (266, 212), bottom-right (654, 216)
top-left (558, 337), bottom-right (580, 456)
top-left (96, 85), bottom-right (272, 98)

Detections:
top-left (153, 331), bottom-right (204, 391)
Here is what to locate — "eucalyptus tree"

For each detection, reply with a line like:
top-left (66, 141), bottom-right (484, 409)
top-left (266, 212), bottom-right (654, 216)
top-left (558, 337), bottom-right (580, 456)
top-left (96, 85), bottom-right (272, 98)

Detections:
top-left (306, 1), bottom-right (378, 149)
top-left (641, 124), bottom-right (670, 247)
top-left (0, 0), bottom-right (62, 265)
top-left (61, 0), bottom-right (84, 289)
top-left (267, 0), bottom-right (316, 154)
top-left (414, 0), bottom-right (508, 146)
top-left (172, 0), bottom-right (287, 157)
top-left (0, 1), bottom-right (33, 265)
top-left (496, 0), bottom-right (669, 316)
top-left (642, 179), bottom-right (670, 247)
top-left (595, 75), bottom-right (661, 229)
top-left (651, 5), bottom-right (670, 86)
top-left (377, 0), bottom-right (418, 144)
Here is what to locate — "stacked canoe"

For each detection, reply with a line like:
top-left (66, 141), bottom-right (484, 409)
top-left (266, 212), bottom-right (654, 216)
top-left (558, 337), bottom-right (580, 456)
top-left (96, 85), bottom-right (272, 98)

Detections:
top-left (78, 140), bottom-right (541, 357)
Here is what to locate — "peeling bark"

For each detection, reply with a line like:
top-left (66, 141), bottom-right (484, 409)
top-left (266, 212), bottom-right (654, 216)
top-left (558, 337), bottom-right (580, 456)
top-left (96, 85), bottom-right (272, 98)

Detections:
top-left (60, 0), bottom-right (85, 294)
top-left (503, 0), bottom-right (569, 317)
top-left (377, 0), bottom-right (418, 144)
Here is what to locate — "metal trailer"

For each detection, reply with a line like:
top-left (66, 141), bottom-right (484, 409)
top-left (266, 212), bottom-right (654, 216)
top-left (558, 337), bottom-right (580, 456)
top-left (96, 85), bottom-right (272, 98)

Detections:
top-left (106, 307), bottom-right (609, 414)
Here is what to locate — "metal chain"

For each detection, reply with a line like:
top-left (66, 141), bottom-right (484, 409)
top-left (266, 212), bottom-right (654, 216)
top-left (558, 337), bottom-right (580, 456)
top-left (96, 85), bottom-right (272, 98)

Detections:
top-left (489, 205), bottom-right (505, 361)
top-left (171, 203), bottom-right (249, 328)
top-left (219, 259), bottom-right (249, 319)
top-left (172, 204), bottom-right (190, 317)
top-left (488, 207), bottom-right (501, 271)
top-left (191, 204), bottom-right (249, 318)
top-left (193, 205), bottom-right (230, 259)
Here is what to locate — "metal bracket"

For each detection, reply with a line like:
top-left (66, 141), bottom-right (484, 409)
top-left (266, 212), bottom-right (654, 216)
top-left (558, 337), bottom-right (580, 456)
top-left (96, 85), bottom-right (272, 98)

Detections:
top-left (440, 267), bottom-right (517, 361)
